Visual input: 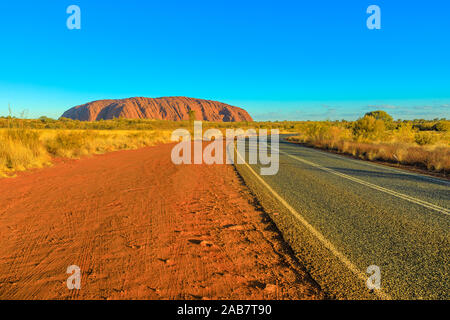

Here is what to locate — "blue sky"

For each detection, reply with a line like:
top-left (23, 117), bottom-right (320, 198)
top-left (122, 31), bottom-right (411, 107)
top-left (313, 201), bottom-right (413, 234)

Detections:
top-left (0, 0), bottom-right (449, 120)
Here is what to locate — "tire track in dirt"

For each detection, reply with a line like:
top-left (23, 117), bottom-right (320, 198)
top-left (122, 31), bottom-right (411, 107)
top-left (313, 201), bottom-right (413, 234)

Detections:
top-left (0, 143), bottom-right (323, 300)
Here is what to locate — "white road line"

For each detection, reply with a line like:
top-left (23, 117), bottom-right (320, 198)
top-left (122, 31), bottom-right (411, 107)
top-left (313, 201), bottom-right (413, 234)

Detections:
top-left (234, 146), bottom-right (392, 300)
top-left (280, 151), bottom-right (450, 216)
top-left (282, 140), bottom-right (450, 186)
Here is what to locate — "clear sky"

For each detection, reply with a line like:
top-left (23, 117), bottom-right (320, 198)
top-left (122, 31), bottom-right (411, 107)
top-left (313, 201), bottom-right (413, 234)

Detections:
top-left (0, 0), bottom-right (449, 120)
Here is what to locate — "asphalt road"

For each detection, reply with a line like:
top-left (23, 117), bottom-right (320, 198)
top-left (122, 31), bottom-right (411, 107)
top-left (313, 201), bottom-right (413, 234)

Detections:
top-left (234, 137), bottom-right (449, 299)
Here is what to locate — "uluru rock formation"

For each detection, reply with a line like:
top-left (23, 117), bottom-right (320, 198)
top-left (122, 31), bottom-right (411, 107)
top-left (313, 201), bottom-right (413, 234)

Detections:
top-left (61, 97), bottom-right (253, 122)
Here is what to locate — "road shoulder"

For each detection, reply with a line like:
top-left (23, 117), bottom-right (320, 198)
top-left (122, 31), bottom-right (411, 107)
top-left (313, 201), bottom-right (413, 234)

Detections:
top-left (0, 143), bottom-right (323, 300)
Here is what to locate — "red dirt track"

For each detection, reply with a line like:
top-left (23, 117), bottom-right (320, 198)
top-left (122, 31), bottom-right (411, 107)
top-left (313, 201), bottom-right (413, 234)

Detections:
top-left (0, 143), bottom-right (322, 299)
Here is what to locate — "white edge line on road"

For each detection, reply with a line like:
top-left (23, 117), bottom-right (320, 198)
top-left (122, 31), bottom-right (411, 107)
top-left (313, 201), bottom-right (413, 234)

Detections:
top-left (282, 139), bottom-right (450, 186)
top-left (234, 145), bottom-right (392, 300)
top-left (280, 150), bottom-right (450, 216)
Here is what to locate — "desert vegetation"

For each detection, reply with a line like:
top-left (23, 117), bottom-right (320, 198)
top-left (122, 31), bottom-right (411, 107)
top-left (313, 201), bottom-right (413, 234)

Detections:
top-left (286, 111), bottom-right (450, 175)
top-left (0, 123), bottom-right (172, 177)
top-left (0, 116), bottom-right (296, 131)
top-left (1, 111), bottom-right (448, 176)
top-left (0, 115), bottom-right (281, 177)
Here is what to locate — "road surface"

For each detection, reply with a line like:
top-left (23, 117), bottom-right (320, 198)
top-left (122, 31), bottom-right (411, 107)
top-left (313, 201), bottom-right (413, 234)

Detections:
top-left (235, 137), bottom-right (449, 299)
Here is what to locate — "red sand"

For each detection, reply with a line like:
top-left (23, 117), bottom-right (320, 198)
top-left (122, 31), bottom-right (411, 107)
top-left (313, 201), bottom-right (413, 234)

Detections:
top-left (0, 143), bottom-right (322, 299)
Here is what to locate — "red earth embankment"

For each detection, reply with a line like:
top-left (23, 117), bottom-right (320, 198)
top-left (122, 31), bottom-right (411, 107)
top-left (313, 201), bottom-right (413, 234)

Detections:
top-left (0, 143), bottom-right (322, 299)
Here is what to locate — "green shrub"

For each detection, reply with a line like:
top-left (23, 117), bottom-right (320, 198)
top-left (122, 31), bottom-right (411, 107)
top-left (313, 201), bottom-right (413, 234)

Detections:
top-left (45, 131), bottom-right (93, 156)
top-left (365, 110), bottom-right (393, 123)
top-left (433, 121), bottom-right (450, 132)
top-left (352, 116), bottom-right (386, 141)
top-left (414, 132), bottom-right (437, 145)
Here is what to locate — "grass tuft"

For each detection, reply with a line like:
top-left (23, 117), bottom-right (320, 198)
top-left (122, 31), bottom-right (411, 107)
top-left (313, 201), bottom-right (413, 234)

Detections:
top-left (0, 128), bottom-right (172, 177)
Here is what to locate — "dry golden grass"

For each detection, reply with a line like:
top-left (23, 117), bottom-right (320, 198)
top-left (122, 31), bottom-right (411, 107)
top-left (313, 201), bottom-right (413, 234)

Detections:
top-left (0, 129), bottom-right (50, 176)
top-left (0, 128), bottom-right (172, 177)
top-left (287, 122), bottom-right (450, 174)
top-left (1, 115), bottom-right (448, 176)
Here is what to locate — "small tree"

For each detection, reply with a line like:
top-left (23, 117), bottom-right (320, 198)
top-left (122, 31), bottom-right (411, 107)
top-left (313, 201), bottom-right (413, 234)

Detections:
top-left (365, 110), bottom-right (393, 123)
top-left (352, 115), bottom-right (386, 141)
